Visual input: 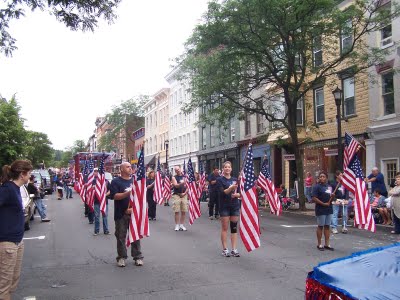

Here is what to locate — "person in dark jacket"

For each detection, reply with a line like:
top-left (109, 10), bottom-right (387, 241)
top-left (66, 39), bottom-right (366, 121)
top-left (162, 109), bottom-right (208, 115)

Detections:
top-left (0, 160), bottom-right (33, 300)
top-left (146, 171), bottom-right (156, 221)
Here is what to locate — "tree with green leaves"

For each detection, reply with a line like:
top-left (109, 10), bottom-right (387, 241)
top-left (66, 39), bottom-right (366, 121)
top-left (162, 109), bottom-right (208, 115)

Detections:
top-left (71, 139), bottom-right (86, 154)
top-left (98, 95), bottom-right (147, 152)
top-left (178, 0), bottom-right (399, 210)
top-left (0, 0), bottom-right (121, 56)
top-left (0, 95), bottom-right (27, 166)
top-left (24, 131), bottom-right (53, 167)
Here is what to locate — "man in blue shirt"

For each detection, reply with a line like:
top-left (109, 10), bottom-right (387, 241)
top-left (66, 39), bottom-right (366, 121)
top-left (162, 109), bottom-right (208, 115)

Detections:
top-left (110, 162), bottom-right (143, 268)
top-left (366, 167), bottom-right (388, 198)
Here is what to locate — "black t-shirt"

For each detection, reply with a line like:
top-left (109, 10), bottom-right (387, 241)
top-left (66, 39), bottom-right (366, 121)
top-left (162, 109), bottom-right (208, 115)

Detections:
top-left (173, 175), bottom-right (186, 194)
top-left (312, 183), bottom-right (333, 216)
top-left (146, 179), bottom-right (154, 200)
top-left (217, 176), bottom-right (240, 206)
top-left (207, 173), bottom-right (220, 193)
top-left (110, 176), bottom-right (133, 221)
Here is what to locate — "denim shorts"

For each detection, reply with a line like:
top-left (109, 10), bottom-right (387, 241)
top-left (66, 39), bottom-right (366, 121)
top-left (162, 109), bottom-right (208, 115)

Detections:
top-left (220, 200), bottom-right (240, 217)
top-left (316, 214), bottom-right (333, 226)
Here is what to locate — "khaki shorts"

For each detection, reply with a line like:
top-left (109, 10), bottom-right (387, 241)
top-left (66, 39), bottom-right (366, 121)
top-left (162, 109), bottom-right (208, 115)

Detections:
top-left (0, 241), bottom-right (24, 299)
top-left (172, 194), bottom-right (188, 213)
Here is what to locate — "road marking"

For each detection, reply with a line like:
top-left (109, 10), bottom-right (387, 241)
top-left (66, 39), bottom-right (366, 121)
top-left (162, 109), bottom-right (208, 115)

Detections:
top-left (23, 236), bottom-right (45, 240)
top-left (281, 225), bottom-right (317, 228)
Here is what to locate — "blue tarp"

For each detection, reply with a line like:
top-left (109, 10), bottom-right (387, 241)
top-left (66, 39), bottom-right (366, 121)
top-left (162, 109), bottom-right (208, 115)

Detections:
top-left (309, 243), bottom-right (400, 299)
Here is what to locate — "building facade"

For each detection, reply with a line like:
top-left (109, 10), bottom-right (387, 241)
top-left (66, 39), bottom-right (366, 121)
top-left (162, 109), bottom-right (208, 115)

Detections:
top-left (143, 88), bottom-right (170, 169)
top-left (366, 0), bottom-right (400, 189)
top-left (166, 68), bottom-right (199, 173)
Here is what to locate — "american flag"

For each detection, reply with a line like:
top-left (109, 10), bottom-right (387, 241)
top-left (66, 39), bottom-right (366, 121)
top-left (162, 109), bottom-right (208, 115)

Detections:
top-left (153, 157), bottom-right (164, 205)
top-left (85, 157), bottom-right (95, 211)
top-left (183, 159), bottom-right (188, 187)
top-left (79, 159), bottom-right (89, 203)
top-left (127, 147), bottom-right (149, 246)
top-left (187, 158), bottom-right (201, 225)
top-left (197, 161), bottom-right (206, 200)
top-left (343, 132), bottom-right (359, 169)
top-left (239, 144), bottom-right (261, 252)
top-left (342, 155), bottom-right (375, 232)
top-left (257, 159), bottom-right (281, 216)
top-left (162, 168), bottom-right (172, 203)
top-left (75, 173), bottom-right (82, 193)
top-left (95, 154), bottom-right (107, 215)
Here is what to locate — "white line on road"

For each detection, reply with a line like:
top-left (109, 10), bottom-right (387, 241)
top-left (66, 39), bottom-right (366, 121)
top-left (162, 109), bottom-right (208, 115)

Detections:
top-left (23, 236), bottom-right (46, 240)
top-left (281, 225), bottom-right (317, 228)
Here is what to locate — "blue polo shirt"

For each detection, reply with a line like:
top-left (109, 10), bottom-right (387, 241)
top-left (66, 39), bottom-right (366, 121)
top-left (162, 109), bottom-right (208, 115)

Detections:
top-left (0, 181), bottom-right (25, 243)
top-left (368, 172), bottom-right (387, 195)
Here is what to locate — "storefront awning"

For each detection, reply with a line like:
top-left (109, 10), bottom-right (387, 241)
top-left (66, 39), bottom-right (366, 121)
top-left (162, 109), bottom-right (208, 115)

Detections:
top-left (267, 130), bottom-right (288, 142)
top-left (197, 142), bottom-right (238, 156)
top-left (144, 154), bottom-right (156, 166)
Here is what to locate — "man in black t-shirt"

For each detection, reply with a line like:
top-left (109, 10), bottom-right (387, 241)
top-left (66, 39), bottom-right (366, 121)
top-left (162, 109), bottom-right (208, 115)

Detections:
top-left (171, 166), bottom-right (188, 231)
top-left (207, 167), bottom-right (220, 219)
top-left (110, 162), bottom-right (143, 268)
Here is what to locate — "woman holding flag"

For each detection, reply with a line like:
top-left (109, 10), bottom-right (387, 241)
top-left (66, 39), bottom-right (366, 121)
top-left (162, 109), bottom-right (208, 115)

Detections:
top-left (217, 161), bottom-right (241, 257)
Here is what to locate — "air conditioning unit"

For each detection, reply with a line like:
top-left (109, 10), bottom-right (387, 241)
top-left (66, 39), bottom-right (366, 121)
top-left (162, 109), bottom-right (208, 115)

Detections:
top-left (203, 144), bottom-right (207, 150)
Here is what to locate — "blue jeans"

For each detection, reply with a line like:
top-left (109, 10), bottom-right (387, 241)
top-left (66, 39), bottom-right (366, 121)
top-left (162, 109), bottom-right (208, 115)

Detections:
top-left (331, 204), bottom-right (348, 229)
top-left (305, 187), bottom-right (312, 202)
top-left (94, 202), bottom-right (109, 233)
top-left (33, 198), bottom-right (47, 219)
top-left (64, 185), bottom-right (72, 198)
top-left (393, 212), bottom-right (400, 234)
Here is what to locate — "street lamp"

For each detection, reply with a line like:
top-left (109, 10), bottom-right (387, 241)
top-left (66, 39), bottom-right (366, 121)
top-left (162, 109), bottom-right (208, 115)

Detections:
top-left (332, 86), bottom-right (343, 170)
top-left (164, 139), bottom-right (169, 169)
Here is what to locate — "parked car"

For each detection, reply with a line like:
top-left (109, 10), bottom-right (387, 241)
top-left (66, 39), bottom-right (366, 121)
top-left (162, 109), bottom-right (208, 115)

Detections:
top-left (31, 170), bottom-right (45, 199)
top-left (20, 185), bottom-right (35, 231)
top-left (38, 169), bottom-right (53, 194)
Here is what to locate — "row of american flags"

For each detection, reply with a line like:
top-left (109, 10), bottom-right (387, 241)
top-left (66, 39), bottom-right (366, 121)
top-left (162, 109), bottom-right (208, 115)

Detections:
top-left (73, 131), bottom-right (373, 254)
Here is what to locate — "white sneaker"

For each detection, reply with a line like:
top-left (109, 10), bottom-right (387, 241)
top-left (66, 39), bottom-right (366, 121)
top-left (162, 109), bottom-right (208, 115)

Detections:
top-left (332, 228), bottom-right (338, 234)
top-left (117, 258), bottom-right (126, 267)
top-left (174, 224), bottom-right (180, 231)
top-left (222, 248), bottom-right (231, 257)
top-left (135, 259), bottom-right (143, 266)
top-left (179, 224), bottom-right (187, 231)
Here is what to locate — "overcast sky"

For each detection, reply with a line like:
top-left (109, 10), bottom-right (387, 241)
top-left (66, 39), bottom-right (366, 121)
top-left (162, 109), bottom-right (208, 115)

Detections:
top-left (0, 0), bottom-right (209, 150)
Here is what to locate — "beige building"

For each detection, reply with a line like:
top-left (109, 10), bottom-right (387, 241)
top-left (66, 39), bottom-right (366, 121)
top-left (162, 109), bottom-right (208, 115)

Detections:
top-left (144, 88), bottom-right (170, 169)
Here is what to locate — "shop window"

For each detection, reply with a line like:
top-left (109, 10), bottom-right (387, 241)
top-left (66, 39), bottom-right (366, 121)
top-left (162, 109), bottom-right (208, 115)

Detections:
top-left (314, 87), bottom-right (325, 124)
top-left (342, 77), bottom-right (355, 117)
top-left (381, 72), bottom-right (395, 115)
top-left (210, 126), bottom-right (216, 147)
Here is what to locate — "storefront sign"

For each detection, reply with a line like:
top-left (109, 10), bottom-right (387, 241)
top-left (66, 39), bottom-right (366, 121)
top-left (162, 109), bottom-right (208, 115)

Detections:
top-left (283, 154), bottom-right (295, 160)
top-left (324, 149), bottom-right (338, 156)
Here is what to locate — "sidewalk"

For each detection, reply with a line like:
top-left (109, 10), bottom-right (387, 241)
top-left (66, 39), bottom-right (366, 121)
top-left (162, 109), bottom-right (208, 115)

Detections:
top-left (259, 202), bottom-right (395, 230)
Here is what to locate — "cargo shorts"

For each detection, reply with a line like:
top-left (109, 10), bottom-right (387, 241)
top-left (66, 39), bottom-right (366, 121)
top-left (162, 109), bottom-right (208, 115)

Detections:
top-left (172, 194), bottom-right (188, 213)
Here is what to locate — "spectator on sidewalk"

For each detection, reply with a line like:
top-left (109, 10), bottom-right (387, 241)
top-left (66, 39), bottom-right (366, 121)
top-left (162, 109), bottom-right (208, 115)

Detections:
top-left (92, 168), bottom-right (110, 235)
top-left (27, 175), bottom-right (50, 222)
top-left (312, 171), bottom-right (334, 251)
top-left (305, 172), bottom-right (313, 203)
top-left (63, 173), bottom-right (73, 199)
top-left (365, 167), bottom-right (388, 198)
top-left (208, 167), bottom-right (220, 220)
top-left (330, 171), bottom-right (348, 234)
top-left (0, 160), bottom-right (33, 300)
top-left (371, 188), bottom-right (392, 225)
top-left (389, 175), bottom-right (400, 235)
top-left (110, 162), bottom-right (143, 267)
top-left (56, 174), bottom-right (64, 200)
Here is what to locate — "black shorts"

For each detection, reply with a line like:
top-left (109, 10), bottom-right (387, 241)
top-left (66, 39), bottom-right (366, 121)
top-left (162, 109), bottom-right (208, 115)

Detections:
top-left (219, 200), bottom-right (240, 217)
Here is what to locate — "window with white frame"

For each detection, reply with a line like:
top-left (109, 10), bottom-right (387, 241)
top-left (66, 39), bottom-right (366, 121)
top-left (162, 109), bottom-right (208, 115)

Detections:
top-left (245, 112), bottom-right (251, 135)
top-left (296, 98), bottom-right (304, 126)
top-left (382, 158), bottom-right (398, 188)
top-left (271, 95), bottom-right (285, 128)
top-left (179, 136), bottom-right (183, 154)
top-left (313, 36), bottom-right (323, 67)
top-left (210, 126), bottom-right (216, 147)
top-left (382, 72), bottom-right (395, 115)
top-left (230, 119), bottom-right (235, 142)
top-left (183, 135), bottom-right (186, 153)
top-left (343, 77), bottom-right (355, 117)
top-left (379, 2), bottom-right (392, 48)
top-left (314, 87), bottom-right (325, 123)
top-left (341, 20), bottom-right (353, 53)
top-left (256, 101), bottom-right (264, 133)
top-left (154, 136), bottom-right (157, 152)
top-left (155, 112), bottom-right (157, 126)
top-left (218, 127), bottom-right (224, 144)
top-left (187, 133), bottom-right (191, 152)
top-left (202, 127), bottom-right (207, 149)
top-left (193, 130), bottom-right (198, 150)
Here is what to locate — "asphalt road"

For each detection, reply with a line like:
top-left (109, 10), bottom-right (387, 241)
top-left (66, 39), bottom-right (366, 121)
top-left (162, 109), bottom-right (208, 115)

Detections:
top-left (15, 191), bottom-right (399, 300)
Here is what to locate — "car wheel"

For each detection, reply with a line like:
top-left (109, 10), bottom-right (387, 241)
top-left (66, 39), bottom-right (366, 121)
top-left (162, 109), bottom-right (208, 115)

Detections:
top-left (25, 220), bottom-right (30, 231)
